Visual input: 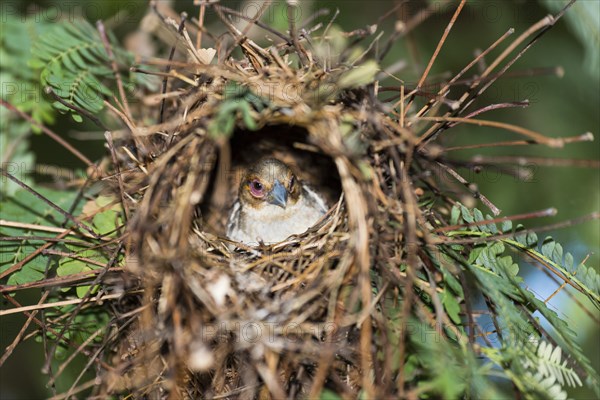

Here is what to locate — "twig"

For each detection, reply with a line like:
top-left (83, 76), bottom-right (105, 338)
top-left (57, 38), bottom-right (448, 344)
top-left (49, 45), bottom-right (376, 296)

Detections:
top-left (0, 292), bottom-right (50, 367)
top-left (437, 212), bottom-right (600, 246)
top-left (0, 235), bottom-right (94, 245)
top-left (418, 0), bottom-right (465, 91)
top-left (455, 100), bottom-right (530, 121)
top-left (469, 155), bottom-right (600, 169)
top-left (43, 86), bottom-right (110, 131)
top-left (378, 0), bottom-right (452, 62)
top-left (0, 220), bottom-right (98, 239)
top-left (435, 161), bottom-right (501, 216)
top-left (0, 267), bottom-right (123, 294)
top-left (160, 13), bottom-right (187, 124)
top-left (403, 0), bottom-right (466, 118)
top-left (0, 294), bottom-right (113, 372)
top-left (287, 0), bottom-right (308, 67)
top-left (42, 244), bottom-right (124, 374)
top-left (0, 99), bottom-right (93, 167)
top-left (417, 2), bottom-right (575, 148)
top-left (0, 171), bottom-right (101, 239)
top-left (414, 27), bottom-right (514, 119)
top-left (0, 293), bottom-right (123, 317)
top-left (213, 4), bottom-right (292, 44)
top-left (434, 207), bottom-right (557, 233)
top-left (47, 327), bottom-right (104, 387)
top-left (222, 2), bottom-right (270, 61)
top-left (104, 131), bottom-right (130, 221)
top-left (195, 0), bottom-right (206, 49)
top-left (418, 21), bottom-right (547, 143)
top-left (417, 116), bottom-right (566, 148)
top-left (96, 20), bottom-right (132, 121)
top-left (41, 249), bottom-right (108, 268)
top-left (130, 67), bottom-right (199, 87)
top-left (443, 132), bottom-right (593, 151)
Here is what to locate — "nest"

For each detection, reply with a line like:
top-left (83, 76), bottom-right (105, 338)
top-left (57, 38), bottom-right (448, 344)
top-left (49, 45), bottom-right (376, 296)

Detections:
top-left (100, 7), bottom-right (422, 397)
top-left (7, 2), bottom-right (594, 399)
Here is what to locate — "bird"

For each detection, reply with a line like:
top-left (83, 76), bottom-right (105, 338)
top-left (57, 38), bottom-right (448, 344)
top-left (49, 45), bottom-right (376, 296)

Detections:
top-left (226, 158), bottom-right (328, 245)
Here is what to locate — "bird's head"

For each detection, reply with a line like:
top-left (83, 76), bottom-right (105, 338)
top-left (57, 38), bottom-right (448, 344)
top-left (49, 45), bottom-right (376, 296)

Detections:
top-left (239, 158), bottom-right (301, 209)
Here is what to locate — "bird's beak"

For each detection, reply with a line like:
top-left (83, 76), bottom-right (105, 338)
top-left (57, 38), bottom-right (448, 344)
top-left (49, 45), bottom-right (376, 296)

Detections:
top-left (268, 180), bottom-right (288, 208)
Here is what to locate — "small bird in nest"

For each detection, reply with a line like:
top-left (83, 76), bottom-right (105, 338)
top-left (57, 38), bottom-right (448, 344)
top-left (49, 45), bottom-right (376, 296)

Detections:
top-left (227, 158), bottom-right (328, 245)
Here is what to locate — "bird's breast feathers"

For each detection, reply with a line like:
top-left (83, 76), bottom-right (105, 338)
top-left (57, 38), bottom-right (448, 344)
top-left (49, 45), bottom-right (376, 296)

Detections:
top-left (227, 186), bottom-right (327, 245)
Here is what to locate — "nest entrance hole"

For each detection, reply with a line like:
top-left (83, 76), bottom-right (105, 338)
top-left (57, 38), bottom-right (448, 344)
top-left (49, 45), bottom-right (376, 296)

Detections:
top-left (200, 125), bottom-right (342, 234)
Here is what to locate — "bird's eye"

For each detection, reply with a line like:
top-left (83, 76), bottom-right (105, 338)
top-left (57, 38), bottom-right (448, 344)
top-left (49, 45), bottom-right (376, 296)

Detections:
top-left (249, 179), bottom-right (265, 197)
top-left (289, 175), bottom-right (295, 189)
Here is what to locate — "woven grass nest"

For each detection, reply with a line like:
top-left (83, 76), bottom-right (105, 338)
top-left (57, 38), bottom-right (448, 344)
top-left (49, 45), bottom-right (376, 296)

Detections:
top-left (105, 9), bottom-right (417, 398)
top-left (33, 2), bottom-right (593, 399)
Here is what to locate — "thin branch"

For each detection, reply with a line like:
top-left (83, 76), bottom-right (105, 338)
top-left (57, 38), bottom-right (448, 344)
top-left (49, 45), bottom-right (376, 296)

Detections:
top-left (195, 0), bottom-right (207, 49)
top-left (0, 292), bottom-right (50, 367)
top-left (0, 220), bottom-right (98, 239)
top-left (436, 212), bottom-right (600, 246)
top-left (0, 267), bottom-right (123, 294)
top-left (404, 0), bottom-right (466, 118)
top-left (417, 2), bottom-right (575, 148)
top-left (0, 294), bottom-right (113, 373)
top-left (443, 132), bottom-right (593, 151)
top-left (42, 244), bottom-right (124, 374)
top-left (414, 28), bottom-right (515, 119)
top-left (96, 20), bottom-right (132, 121)
top-left (434, 207), bottom-right (557, 233)
top-left (435, 161), bottom-right (501, 216)
top-left (0, 99), bottom-right (93, 167)
top-left (468, 155), bottom-right (600, 169)
top-left (0, 293), bottom-right (124, 317)
top-left (160, 13), bottom-right (187, 124)
top-left (104, 131), bottom-right (131, 221)
top-left (213, 4), bottom-right (292, 44)
top-left (43, 86), bottom-right (109, 131)
top-left (418, 0), bottom-right (466, 90)
top-left (0, 171), bottom-right (101, 239)
top-left (417, 116), bottom-right (568, 148)
top-left (221, 2), bottom-right (270, 61)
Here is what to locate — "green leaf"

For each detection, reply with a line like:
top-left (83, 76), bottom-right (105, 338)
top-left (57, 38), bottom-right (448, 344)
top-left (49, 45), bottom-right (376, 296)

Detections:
top-left (0, 188), bottom-right (83, 284)
top-left (319, 389), bottom-right (342, 400)
top-left (6, 261), bottom-right (46, 286)
top-left (501, 219), bottom-right (513, 233)
top-left (450, 204), bottom-right (461, 225)
top-left (564, 253), bottom-right (574, 273)
top-left (442, 291), bottom-right (462, 325)
top-left (337, 60), bottom-right (379, 89)
top-left (30, 19), bottom-right (143, 121)
top-left (56, 258), bottom-right (92, 277)
top-left (460, 205), bottom-right (474, 223)
top-left (76, 284), bottom-right (99, 299)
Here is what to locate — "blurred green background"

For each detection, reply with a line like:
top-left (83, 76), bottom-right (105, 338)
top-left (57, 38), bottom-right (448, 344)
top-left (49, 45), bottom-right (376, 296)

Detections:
top-left (1, 0), bottom-right (598, 398)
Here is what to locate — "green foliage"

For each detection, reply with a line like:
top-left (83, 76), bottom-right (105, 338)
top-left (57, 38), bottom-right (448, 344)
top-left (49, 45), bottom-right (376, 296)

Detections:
top-left (0, 16), bottom-right (56, 195)
top-left (38, 304), bottom-right (111, 360)
top-left (0, 187), bottom-right (82, 287)
top-left (337, 60), bottom-right (379, 89)
top-left (1, 188), bottom-right (117, 370)
top-left (90, 195), bottom-right (124, 237)
top-left (0, 190), bottom-right (123, 298)
top-left (29, 19), bottom-right (155, 122)
top-left (527, 340), bottom-right (583, 390)
top-left (208, 83), bottom-right (265, 138)
top-left (319, 389), bottom-right (342, 400)
top-left (507, 232), bottom-right (600, 308)
top-left (0, 16), bottom-right (55, 128)
top-left (443, 203), bottom-right (599, 398)
top-left (29, 19), bottom-right (115, 121)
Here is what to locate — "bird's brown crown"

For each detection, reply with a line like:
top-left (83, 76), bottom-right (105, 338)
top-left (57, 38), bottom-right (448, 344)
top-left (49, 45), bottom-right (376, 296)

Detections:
top-left (239, 158), bottom-right (302, 208)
